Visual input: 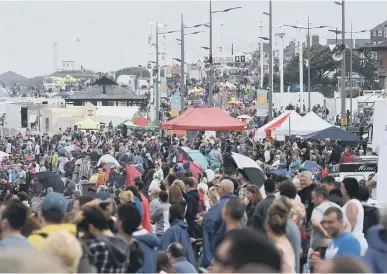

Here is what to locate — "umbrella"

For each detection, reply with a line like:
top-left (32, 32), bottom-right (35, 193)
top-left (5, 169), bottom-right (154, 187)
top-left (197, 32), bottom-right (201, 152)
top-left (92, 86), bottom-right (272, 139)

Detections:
top-left (64, 145), bottom-right (80, 153)
top-left (301, 160), bottom-right (321, 173)
top-left (231, 152), bottom-right (266, 187)
top-left (125, 165), bottom-right (142, 185)
top-left (177, 147), bottom-right (191, 162)
top-left (0, 151), bottom-right (10, 158)
top-left (57, 147), bottom-right (67, 154)
top-left (37, 171), bottom-right (64, 193)
top-left (97, 154), bottom-right (120, 167)
top-left (186, 162), bottom-right (203, 180)
top-left (188, 150), bottom-right (208, 170)
top-left (237, 114), bottom-right (252, 119)
top-left (132, 116), bottom-right (149, 126)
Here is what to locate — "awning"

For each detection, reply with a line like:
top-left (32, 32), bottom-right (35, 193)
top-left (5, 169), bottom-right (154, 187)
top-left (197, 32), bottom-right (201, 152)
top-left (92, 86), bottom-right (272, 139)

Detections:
top-left (28, 114), bottom-right (38, 124)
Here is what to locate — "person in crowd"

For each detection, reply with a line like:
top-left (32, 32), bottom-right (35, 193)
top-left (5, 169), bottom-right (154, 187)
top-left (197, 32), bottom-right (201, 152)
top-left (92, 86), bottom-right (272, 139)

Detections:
top-left (252, 179), bottom-right (276, 232)
top-left (265, 196), bottom-right (296, 273)
top-left (28, 192), bottom-right (76, 249)
top-left (167, 242), bottom-right (197, 273)
top-left (209, 228), bottom-right (281, 273)
top-left (341, 177), bottom-right (368, 256)
top-left (182, 177), bottom-right (200, 238)
top-left (0, 200), bottom-right (31, 247)
top-left (208, 186), bottom-right (220, 206)
top-left (317, 256), bottom-right (370, 273)
top-left (151, 191), bottom-right (171, 237)
top-left (236, 169), bottom-right (251, 200)
top-left (70, 195), bottom-right (94, 220)
top-left (358, 185), bottom-right (380, 237)
top-left (148, 173), bottom-right (161, 196)
top-left (200, 179), bottom-right (234, 268)
top-left (222, 196), bottom-right (245, 231)
top-left (312, 207), bottom-right (361, 268)
top-left (197, 182), bottom-right (211, 211)
top-left (208, 144), bottom-right (222, 170)
top-left (310, 187), bottom-right (343, 257)
top-left (116, 202), bottom-right (156, 273)
top-left (160, 204), bottom-right (195, 266)
top-left (75, 205), bottom-right (130, 273)
top-left (40, 230), bottom-right (83, 273)
top-left (133, 180), bottom-right (152, 232)
top-left (298, 171), bottom-right (318, 224)
top-left (125, 186), bottom-right (144, 217)
top-left (157, 251), bottom-right (176, 273)
top-left (96, 167), bottom-right (109, 188)
top-left (320, 175), bottom-right (346, 207)
top-left (364, 205), bottom-right (387, 273)
top-left (168, 184), bottom-right (187, 214)
top-left (244, 185), bottom-right (262, 225)
top-left (222, 145), bottom-right (237, 175)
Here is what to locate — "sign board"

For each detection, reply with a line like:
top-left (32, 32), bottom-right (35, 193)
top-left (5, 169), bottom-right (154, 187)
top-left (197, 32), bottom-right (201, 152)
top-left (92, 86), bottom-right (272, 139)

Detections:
top-left (170, 93), bottom-right (181, 117)
top-left (256, 89), bottom-right (268, 116)
top-left (205, 55), bottom-right (250, 64)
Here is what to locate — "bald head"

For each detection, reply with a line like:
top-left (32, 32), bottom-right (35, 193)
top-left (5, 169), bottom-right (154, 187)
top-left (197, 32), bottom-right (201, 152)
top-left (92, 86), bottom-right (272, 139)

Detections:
top-left (219, 179), bottom-right (234, 197)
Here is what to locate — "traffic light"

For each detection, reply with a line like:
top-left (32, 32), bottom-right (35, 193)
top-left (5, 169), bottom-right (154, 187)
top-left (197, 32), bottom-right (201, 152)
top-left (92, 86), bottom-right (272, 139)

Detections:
top-left (234, 56), bottom-right (240, 62)
top-left (241, 55), bottom-right (245, 62)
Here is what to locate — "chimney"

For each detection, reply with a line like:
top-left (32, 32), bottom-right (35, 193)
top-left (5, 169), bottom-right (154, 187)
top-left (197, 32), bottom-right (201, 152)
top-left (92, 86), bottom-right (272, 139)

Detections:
top-left (102, 86), bottom-right (106, 94)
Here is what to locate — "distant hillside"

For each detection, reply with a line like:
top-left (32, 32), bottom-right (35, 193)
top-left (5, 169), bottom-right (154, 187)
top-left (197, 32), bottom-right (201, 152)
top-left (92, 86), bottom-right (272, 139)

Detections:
top-left (0, 71), bottom-right (28, 87)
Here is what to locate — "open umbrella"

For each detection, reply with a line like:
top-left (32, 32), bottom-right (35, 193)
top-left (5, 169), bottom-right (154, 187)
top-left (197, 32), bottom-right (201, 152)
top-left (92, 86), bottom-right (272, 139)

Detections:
top-left (37, 171), bottom-right (64, 193)
top-left (97, 154), bottom-right (120, 167)
top-left (125, 165), bottom-right (142, 185)
top-left (64, 145), bottom-right (80, 153)
top-left (132, 116), bottom-right (149, 126)
top-left (301, 160), bottom-right (321, 173)
top-left (188, 150), bottom-right (208, 170)
top-left (231, 152), bottom-right (266, 187)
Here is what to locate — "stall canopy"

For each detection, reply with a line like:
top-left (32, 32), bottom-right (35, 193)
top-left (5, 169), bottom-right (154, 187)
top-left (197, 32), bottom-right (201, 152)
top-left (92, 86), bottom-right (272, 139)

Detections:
top-left (271, 111), bottom-right (304, 138)
top-left (77, 118), bottom-right (100, 130)
top-left (286, 111), bottom-right (333, 136)
top-left (160, 107), bottom-right (248, 131)
top-left (256, 111), bottom-right (301, 138)
top-left (303, 126), bottom-right (359, 146)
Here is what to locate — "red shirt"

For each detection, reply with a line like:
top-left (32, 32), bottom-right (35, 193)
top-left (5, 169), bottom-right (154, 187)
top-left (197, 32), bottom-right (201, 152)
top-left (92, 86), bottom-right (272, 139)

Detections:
top-left (140, 193), bottom-right (152, 233)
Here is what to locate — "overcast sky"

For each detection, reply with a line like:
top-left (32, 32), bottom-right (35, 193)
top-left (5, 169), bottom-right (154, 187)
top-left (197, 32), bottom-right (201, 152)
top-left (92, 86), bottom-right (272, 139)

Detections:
top-left (0, 0), bottom-right (386, 78)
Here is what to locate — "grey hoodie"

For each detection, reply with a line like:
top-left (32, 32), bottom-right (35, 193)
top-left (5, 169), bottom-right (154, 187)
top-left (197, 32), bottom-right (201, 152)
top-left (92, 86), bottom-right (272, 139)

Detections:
top-left (150, 199), bottom-right (171, 235)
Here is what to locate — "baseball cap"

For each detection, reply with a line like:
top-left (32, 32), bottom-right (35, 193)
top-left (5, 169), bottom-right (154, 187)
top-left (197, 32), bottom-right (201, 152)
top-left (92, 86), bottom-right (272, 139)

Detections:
top-left (96, 190), bottom-right (109, 200)
top-left (42, 193), bottom-right (66, 213)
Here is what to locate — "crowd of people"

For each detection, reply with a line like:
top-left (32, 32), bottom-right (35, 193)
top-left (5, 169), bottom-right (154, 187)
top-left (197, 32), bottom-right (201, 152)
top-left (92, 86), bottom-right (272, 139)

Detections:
top-left (0, 125), bottom-right (383, 274)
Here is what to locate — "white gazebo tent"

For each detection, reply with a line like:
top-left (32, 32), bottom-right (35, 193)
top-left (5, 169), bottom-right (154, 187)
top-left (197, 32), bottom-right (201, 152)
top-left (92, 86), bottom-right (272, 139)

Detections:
top-left (255, 111), bottom-right (301, 139)
top-left (281, 111), bottom-right (333, 136)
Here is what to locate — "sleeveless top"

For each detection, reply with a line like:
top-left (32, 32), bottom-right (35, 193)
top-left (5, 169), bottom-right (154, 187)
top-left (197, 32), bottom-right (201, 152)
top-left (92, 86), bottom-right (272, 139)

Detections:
top-left (276, 241), bottom-right (295, 273)
top-left (342, 199), bottom-right (368, 255)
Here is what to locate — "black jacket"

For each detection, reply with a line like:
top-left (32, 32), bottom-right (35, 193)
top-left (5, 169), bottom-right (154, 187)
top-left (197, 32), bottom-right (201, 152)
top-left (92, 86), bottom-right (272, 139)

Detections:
top-left (298, 183), bottom-right (318, 224)
top-left (185, 189), bottom-right (201, 238)
top-left (328, 188), bottom-right (346, 207)
top-left (252, 195), bottom-right (276, 232)
top-left (363, 203), bottom-right (380, 238)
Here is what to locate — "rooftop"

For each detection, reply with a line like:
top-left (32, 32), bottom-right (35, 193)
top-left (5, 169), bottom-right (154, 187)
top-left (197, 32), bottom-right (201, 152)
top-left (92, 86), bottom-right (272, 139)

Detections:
top-left (65, 85), bottom-right (145, 100)
top-left (371, 20), bottom-right (387, 32)
top-left (49, 70), bottom-right (96, 80)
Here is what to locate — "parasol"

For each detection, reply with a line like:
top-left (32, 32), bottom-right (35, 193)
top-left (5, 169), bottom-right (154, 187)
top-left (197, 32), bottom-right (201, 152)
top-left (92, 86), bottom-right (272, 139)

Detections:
top-left (231, 152), bottom-right (266, 187)
top-left (132, 116), bottom-right (149, 126)
top-left (37, 171), bottom-right (64, 193)
top-left (301, 160), bottom-right (321, 173)
top-left (97, 154), bottom-right (120, 167)
top-left (188, 150), bottom-right (209, 170)
top-left (64, 145), bottom-right (81, 153)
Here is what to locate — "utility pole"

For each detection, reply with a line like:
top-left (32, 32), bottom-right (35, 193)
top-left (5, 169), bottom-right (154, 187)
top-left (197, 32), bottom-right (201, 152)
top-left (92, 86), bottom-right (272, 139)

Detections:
top-left (268, 0), bottom-right (273, 121)
top-left (208, 0), bottom-right (214, 107)
top-left (155, 22), bottom-right (160, 122)
top-left (180, 14), bottom-right (185, 113)
top-left (341, 0), bottom-right (346, 124)
top-left (307, 16), bottom-right (311, 111)
top-left (350, 20), bottom-right (353, 124)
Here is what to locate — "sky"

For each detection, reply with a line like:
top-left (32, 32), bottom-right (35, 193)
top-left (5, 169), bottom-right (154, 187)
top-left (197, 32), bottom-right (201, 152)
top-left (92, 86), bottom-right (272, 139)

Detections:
top-left (0, 0), bottom-right (386, 78)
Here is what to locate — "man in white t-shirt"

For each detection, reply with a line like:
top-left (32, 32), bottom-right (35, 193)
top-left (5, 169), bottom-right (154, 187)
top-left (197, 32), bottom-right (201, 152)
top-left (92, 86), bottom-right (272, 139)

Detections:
top-left (310, 187), bottom-right (345, 251)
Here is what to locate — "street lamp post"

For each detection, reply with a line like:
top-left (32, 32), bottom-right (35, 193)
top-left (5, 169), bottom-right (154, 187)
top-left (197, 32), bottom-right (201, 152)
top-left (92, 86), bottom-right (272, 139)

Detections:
top-left (180, 14), bottom-right (185, 114)
top-left (263, 0), bottom-right (273, 121)
top-left (258, 22), bottom-right (264, 89)
top-left (208, 1), bottom-right (241, 107)
top-left (155, 22), bottom-right (160, 123)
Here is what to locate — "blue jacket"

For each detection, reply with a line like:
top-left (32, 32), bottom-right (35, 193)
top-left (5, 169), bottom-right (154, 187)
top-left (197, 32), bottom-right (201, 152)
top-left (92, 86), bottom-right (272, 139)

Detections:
top-left (134, 197), bottom-right (143, 217)
top-left (200, 193), bottom-right (233, 268)
top-left (133, 233), bottom-right (160, 273)
top-left (160, 219), bottom-right (196, 266)
top-left (364, 225), bottom-right (387, 273)
top-left (172, 258), bottom-right (197, 273)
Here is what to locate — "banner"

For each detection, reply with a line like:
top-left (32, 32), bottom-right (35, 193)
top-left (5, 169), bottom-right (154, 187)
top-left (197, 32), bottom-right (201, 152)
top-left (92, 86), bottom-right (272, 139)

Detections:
top-left (170, 93), bottom-right (181, 117)
top-left (256, 89), bottom-right (268, 117)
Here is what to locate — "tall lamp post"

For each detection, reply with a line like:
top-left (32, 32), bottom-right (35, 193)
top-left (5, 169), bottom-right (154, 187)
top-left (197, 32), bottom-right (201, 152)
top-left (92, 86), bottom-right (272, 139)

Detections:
top-left (258, 22), bottom-right (264, 89)
top-left (329, 25), bottom-right (368, 123)
top-left (334, 0), bottom-right (346, 124)
top-left (208, 1), bottom-right (241, 107)
top-left (263, 0), bottom-right (273, 121)
top-left (284, 20), bottom-right (333, 111)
